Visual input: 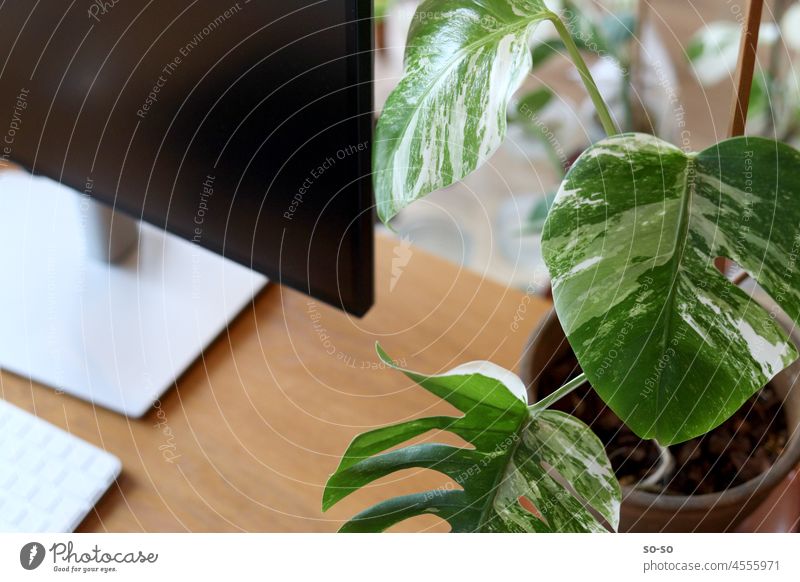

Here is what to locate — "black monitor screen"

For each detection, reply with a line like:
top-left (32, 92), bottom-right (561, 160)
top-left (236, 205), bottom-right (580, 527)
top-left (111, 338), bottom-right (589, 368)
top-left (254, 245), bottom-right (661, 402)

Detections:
top-left (0, 0), bottom-right (374, 315)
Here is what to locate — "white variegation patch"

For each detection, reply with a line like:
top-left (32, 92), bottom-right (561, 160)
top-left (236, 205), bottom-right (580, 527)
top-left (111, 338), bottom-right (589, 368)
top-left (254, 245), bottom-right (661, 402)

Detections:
top-left (448, 360), bottom-right (528, 403)
top-left (735, 319), bottom-right (792, 378)
top-left (585, 145), bottom-right (629, 160)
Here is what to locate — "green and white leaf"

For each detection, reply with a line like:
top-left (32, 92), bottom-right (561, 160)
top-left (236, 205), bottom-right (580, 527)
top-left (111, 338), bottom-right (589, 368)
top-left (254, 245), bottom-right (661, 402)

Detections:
top-left (373, 0), bottom-right (556, 224)
top-left (542, 133), bottom-right (800, 445)
top-left (323, 345), bottom-right (620, 532)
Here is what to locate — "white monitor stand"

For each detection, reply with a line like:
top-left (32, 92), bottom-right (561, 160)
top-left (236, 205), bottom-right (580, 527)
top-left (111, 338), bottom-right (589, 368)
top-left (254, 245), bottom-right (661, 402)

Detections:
top-left (0, 170), bottom-right (267, 417)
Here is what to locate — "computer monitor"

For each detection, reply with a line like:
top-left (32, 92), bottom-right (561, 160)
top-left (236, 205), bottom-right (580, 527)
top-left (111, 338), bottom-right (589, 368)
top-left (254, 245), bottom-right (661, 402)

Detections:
top-left (0, 1), bottom-right (374, 415)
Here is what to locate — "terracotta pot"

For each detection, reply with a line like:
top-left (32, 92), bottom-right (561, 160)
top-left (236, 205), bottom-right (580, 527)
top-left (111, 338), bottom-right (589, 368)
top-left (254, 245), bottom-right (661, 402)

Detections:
top-left (521, 307), bottom-right (800, 532)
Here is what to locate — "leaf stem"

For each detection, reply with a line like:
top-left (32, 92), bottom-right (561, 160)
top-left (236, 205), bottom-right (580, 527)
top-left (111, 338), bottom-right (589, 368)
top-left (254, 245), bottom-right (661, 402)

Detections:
top-left (531, 372), bottom-right (588, 412)
top-left (548, 13), bottom-right (618, 136)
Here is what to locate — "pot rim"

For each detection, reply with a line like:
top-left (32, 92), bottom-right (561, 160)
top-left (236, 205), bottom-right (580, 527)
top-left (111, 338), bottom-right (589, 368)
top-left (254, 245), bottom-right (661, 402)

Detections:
top-left (520, 307), bottom-right (800, 509)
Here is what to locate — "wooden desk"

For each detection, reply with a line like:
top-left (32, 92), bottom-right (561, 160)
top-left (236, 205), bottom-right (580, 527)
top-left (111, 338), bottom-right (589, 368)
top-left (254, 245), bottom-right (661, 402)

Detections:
top-left (0, 235), bottom-right (549, 532)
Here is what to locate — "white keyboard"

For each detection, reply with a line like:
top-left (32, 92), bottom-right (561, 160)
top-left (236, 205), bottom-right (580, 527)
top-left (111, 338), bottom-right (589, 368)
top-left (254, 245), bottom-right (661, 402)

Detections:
top-left (0, 399), bottom-right (121, 532)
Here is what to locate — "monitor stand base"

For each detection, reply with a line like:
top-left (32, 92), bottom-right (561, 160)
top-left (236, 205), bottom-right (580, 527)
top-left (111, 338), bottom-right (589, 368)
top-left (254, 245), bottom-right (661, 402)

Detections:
top-left (0, 171), bottom-right (267, 417)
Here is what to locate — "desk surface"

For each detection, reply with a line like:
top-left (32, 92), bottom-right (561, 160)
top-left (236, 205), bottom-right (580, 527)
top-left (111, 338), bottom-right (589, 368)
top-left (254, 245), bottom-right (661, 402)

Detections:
top-left (0, 234), bottom-right (549, 532)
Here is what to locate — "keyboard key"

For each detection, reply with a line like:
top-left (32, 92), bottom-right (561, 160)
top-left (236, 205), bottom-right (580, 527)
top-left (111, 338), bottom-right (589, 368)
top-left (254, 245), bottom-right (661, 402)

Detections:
top-left (65, 442), bottom-right (99, 471)
top-left (2, 412), bottom-right (30, 439)
top-left (31, 486), bottom-right (61, 512)
top-left (16, 447), bottom-right (45, 472)
top-left (0, 461), bottom-right (17, 488)
top-left (4, 502), bottom-right (27, 526)
top-left (26, 422), bottom-right (55, 447)
top-left (17, 507), bottom-right (50, 532)
top-left (3, 437), bottom-right (29, 461)
top-left (44, 436), bottom-right (72, 458)
top-left (9, 472), bottom-right (39, 498)
top-left (39, 458), bottom-right (69, 483)
top-left (48, 496), bottom-right (90, 531)
top-left (60, 470), bottom-right (106, 502)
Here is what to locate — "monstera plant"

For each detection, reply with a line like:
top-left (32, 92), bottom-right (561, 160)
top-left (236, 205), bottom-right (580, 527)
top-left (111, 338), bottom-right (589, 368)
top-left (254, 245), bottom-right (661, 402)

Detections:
top-left (323, 0), bottom-right (800, 532)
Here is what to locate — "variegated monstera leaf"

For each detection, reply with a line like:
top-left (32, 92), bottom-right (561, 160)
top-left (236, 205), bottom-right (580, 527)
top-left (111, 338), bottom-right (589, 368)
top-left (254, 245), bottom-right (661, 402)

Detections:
top-left (323, 346), bottom-right (620, 532)
top-left (374, 0), bottom-right (554, 223)
top-left (542, 133), bottom-right (800, 445)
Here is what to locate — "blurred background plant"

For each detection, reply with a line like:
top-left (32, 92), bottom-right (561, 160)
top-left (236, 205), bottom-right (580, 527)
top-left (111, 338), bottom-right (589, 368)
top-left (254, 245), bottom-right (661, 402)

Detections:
top-left (374, 1), bottom-right (798, 295)
top-left (507, 0), bottom-right (678, 254)
top-left (687, 0), bottom-right (800, 143)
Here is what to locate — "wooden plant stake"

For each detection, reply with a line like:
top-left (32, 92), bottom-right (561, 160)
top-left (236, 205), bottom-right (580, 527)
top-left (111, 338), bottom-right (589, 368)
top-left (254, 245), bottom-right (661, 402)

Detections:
top-left (722, 0), bottom-right (765, 282)
top-left (729, 0), bottom-right (765, 138)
